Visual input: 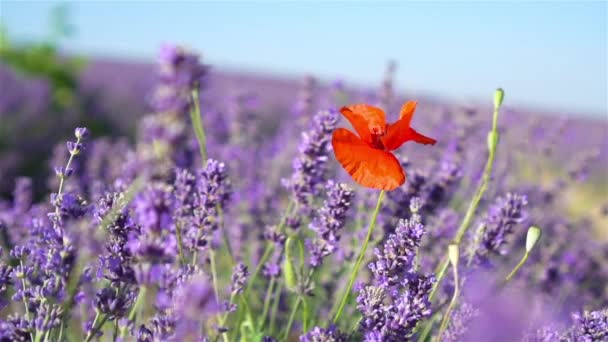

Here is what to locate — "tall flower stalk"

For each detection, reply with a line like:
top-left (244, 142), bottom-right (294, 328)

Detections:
top-left (429, 88), bottom-right (505, 302)
top-left (333, 190), bottom-right (385, 324)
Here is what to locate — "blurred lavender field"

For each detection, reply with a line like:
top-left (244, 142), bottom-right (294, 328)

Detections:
top-left (1, 30), bottom-right (608, 342)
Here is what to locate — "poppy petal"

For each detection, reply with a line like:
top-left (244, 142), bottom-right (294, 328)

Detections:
top-left (339, 104), bottom-right (387, 143)
top-left (398, 101), bottom-right (417, 123)
top-left (332, 128), bottom-right (405, 191)
top-left (381, 101), bottom-right (436, 150)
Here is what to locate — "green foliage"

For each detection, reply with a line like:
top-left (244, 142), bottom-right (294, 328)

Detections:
top-left (0, 6), bottom-right (85, 109)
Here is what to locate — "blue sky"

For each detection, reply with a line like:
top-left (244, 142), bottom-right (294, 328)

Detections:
top-left (1, 1), bottom-right (606, 117)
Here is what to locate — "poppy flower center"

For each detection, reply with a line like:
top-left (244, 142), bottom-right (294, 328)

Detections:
top-left (369, 125), bottom-right (386, 150)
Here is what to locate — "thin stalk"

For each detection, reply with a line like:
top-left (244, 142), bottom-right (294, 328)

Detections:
top-left (112, 319), bottom-right (119, 342)
top-left (85, 312), bottom-right (109, 342)
top-left (120, 286), bottom-right (147, 338)
top-left (245, 245), bottom-right (274, 294)
top-left (269, 281), bottom-right (283, 336)
top-left (429, 96), bottom-right (502, 302)
top-left (505, 251), bottom-right (530, 282)
top-left (258, 277), bottom-right (276, 330)
top-left (436, 264), bottom-right (460, 340)
top-left (218, 293), bottom-right (236, 342)
top-left (302, 296), bottom-right (310, 333)
top-left (283, 296), bottom-right (302, 340)
top-left (189, 86), bottom-right (208, 164)
top-left (416, 312), bottom-right (441, 342)
top-left (217, 206), bottom-right (235, 264)
top-left (19, 260), bottom-right (31, 321)
top-left (55, 134), bottom-right (82, 211)
top-left (333, 190), bottom-right (385, 324)
top-left (57, 321), bottom-right (64, 342)
top-left (209, 250), bottom-right (221, 305)
top-left (245, 200), bottom-right (294, 295)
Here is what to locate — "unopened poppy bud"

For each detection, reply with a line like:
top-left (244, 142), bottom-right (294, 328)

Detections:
top-left (526, 226), bottom-right (542, 253)
top-left (283, 237), bottom-right (297, 290)
top-left (487, 131), bottom-right (499, 151)
top-left (494, 88), bottom-right (504, 109)
top-left (448, 243), bottom-right (459, 268)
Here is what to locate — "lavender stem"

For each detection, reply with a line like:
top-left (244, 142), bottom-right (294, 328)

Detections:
top-left (333, 190), bottom-right (385, 324)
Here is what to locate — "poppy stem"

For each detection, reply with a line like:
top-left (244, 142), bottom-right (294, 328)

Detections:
top-left (504, 251), bottom-right (530, 283)
top-left (429, 88), bottom-right (504, 303)
top-left (436, 244), bottom-right (460, 341)
top-left (332, 190), bottom-right (385, 325)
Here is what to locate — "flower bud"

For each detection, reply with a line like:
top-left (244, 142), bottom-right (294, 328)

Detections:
top-left (74, 127), bottom-right (88, 139)
top-left (494, 88), bottom-right (504, 108)
top-left (526, 226), bottom-right (542, 253)
top-left (448, 243), bottom-right (459, 268)
top-left (283, 237), bottom-right (297, 290)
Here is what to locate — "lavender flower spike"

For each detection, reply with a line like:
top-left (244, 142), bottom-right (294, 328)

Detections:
top-left (357, 197), bottom-right (434, 341)
top-left (284, 109), bottom-right (338, 212)
top-left (469, 192), bottom-right (528, 266)
top-left (308, 181), bottom-right (354, 268)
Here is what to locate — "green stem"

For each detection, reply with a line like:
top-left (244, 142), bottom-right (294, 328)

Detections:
top-left (120, 286), bottom-right (147, 338)
top-left (56, 134), bottom-right (81, 207)
top-left (218, 293), bottom-right (236, 342)
top-left (112, 319), bottom-right (119, 342)
top-left (57, 321), bottom-right (64, 342)
top-left (245, 245), bottom-right (274, 294)
top-left (416, 312), bottom-right (441, 342)
top-left (436, 264), bottom-right (460, 341)
top-left (333, 190), bottom-right (385, 324)
top-left (429, 98), bottom-right (502, 302)
top-left (245, 200), bottom-right (294, 295)
top-left (269, 281), bottom-right (283, 336)
top-left (190, 86), bottom-right (208, 164)
top-left (258, 276), bottom-right (276, 331)
top-left (85, 312), bottom-right (109, 342)
top-left (302, 296), bottom-right (310, 333)
top-left (505, 251), bottom-right (529, 282)
top-left (209, 250), bottom-right (221, 305)
top-left (19, 261), bottom-right (31, 321)
top-left (218, 206), bottom-right (235, 265)
top-left (283, 297), bottom-right (302, 340)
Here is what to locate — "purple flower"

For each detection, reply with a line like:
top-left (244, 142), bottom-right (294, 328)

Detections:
top-left (443, 302), bottom-right (480, 342)
top-left (230, 263), bottom-right (249, 296)
top-left (172, 275), bottom-right (216, 341)
top-left (95, 191), bottom-right (137, 285)
top-left (368, 215), bottom-right (425, 291)
top-left (95, 286), bottom-right (135, 319)
top-left (565, 308), bottom-right (608, 341)
top-left (284, 110), bottom-right (338, 212)
top-left (151, 44), bottom-right (207, 114)
top-left (300, 325), bottom-right (347, 342)
top-left (136, 324), bottom-right (153, 342)
top-left (74, 127), bottom-right (89, 139)
top-left (469, 193), bottom-right (528, 267)
top-left (357, 200), bottom-right (434, 340)
top-left (522, 326), bottom-right (561, 342)
top-left (307, 181), bottom-right (354, 268)
top-left (186, 159), bottom-right (231, 253)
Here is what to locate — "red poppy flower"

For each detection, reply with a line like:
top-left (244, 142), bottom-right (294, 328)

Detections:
top-left (332, 101), bottom-right (436, 191)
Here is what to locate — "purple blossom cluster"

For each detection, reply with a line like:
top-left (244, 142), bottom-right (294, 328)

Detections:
top-left (469, 192), bottom-right (529, 266)
top-left (284, 109), bottom-right (338, 213)
top-left (307, 181), bottom-right (355, 268)
top-left (357, 199), bottom-right (435, 341)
